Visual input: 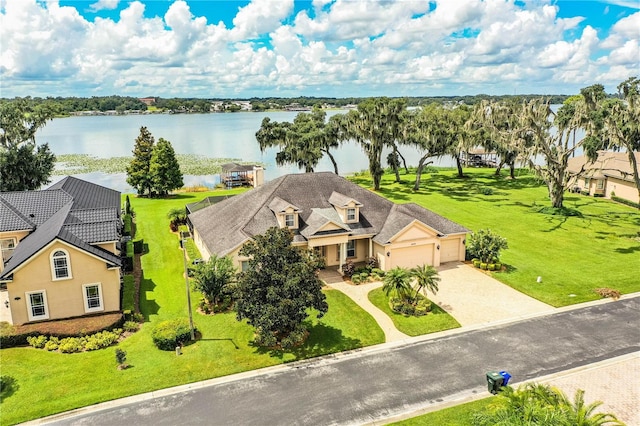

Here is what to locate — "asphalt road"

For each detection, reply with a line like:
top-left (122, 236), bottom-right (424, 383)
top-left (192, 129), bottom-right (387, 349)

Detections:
top-left (48, 297), bottom-right (640, 426)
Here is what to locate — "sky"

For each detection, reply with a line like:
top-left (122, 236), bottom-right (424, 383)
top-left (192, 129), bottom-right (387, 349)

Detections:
top-left (0, 0), bottom-right (638, 99)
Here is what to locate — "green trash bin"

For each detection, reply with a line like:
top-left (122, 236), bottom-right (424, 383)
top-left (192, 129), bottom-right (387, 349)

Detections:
top-left (486, 371), bottom-right (504, 394)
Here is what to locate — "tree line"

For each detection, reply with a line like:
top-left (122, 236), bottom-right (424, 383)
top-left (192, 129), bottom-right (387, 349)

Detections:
top-left (256, 77), bottom-right (640, 209)
top-left (1, 94), bottom-right (572, 116)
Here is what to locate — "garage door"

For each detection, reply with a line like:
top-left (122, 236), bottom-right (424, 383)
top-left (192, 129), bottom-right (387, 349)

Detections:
top-left (440, 239), bottom-right (460, 263)
top-left (392, 244), bottom-right (434, 268)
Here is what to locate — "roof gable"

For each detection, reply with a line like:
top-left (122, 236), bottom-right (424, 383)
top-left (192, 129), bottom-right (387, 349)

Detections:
top-left (328, 191), bottom-right (363, 208)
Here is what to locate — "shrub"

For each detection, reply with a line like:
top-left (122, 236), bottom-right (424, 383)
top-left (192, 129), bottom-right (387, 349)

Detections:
top-left (480, 262), bottom-right (488, 270)
top-left (488, 263), bottom-right (496, 271)
top-left (133, 239), bottom-right (144, 254)
top-left (341, 260), bottom-right (355, 278)
top-left (151, 318), bottom-right (193, 350)
top-left (479, 186), bottom-right (493, 195)
top-left (0, 322), bottom-right (39, 348)
top-left (472, 259), bottom-right (481, 268)
top-left (366, 257), bottom-right (379, 269)
top-left (44, 337), bottom-right (59, 351)
top-left (123, 214), bottom-right (133, 236)
top-left (58, 337), bottom-right (83, 353)
top-left (123, 321), bottom-right (139, 332)
top-left (26, 335), bottom-right (48, 349)
top-left (466, 229), bottom-right (508, 264)
top-left (132, 312), bottom-right (145, 323)
top-left (351, 274), bottom-right (363, 285)
top-left (594, 288), bottom-right (621, 300)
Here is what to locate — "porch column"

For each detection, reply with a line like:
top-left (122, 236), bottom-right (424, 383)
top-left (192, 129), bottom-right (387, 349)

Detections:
top-left (338, 242), bottom-right (347, 274)
top-left (368, 238), bottom-right (373, 258)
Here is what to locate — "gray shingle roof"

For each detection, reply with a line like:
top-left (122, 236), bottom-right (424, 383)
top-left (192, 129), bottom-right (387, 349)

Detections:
top-left (328, 191), bottom-right (362, 207)
top-left (189, 172), bottom-right (469, 257)
top-left (0, 177), bottom-right (122, 279)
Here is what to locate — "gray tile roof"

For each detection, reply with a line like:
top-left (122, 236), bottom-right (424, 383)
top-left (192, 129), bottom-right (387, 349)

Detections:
top-left (300, 208), bottom-right (351, 239)
top-left (328, 191), bottom-right (362, 207)
top-left (0, 177), bottom-right (122, 279)
top-left (189, 172), bottom-right (469, 257)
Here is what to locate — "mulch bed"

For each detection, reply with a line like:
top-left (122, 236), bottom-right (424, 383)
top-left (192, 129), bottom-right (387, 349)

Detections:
top-left (14, 313), bottom-right (123, 336)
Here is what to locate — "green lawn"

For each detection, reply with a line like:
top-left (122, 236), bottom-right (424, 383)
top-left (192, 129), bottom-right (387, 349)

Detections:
top-left (389, 397), bottom-right (493, 425)
top-left (352, 168), bottom-right (640, 307)
top-left (0, 190), bottom-right (384, 425)
top-left (368, 288), bottom-right (460, 336)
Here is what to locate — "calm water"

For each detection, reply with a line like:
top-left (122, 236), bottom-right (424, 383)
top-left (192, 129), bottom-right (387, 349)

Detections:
top-left (36, 111), bottom-right (454, 192)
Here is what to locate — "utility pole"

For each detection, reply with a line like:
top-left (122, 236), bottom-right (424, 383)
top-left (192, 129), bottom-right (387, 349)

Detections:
top-left (181, 238), bottom-right (195, 341)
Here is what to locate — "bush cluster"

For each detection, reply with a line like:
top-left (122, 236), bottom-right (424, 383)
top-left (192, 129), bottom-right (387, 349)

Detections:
top-left (472, 258), bottom-right (503, 271)
top-left (350, 267), bottom-right (386, 284)
top-left (26, 329), bottom-right (123, 353)
top-left (151, 318), bottom-right (193, 350)
top-left (389, 297), bottom-right (432, 316)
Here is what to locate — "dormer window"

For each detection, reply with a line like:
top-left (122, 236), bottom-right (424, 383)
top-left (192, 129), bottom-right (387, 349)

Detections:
top-left (268, 196), bottom-right (301, 230)
top-left (347, 208), bottom-right (356, 222)
top-left (51, 249), bottom-right (72, 280)
top-left (285, 214), bottom-right (295, 228)
top-left (328, 191), bottom-right (362, 224)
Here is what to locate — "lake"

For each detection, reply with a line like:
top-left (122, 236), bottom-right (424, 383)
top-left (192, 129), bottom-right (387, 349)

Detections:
top-left (36, 111), bottom-right (455, 192)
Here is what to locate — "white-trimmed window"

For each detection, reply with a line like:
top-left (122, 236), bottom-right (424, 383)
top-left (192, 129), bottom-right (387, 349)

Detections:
top-left (347, 208), bottom-right (357, 222)
top-left (51, 249), bottom-right (71, 280)
top-left (26, 290), bottom-right (49, 321)
top-left (241, 261), bottom-right (250, 272)
top-left (285, 213), bottom-right (295, 228)
top-left (1, 238), bottom-right (16, 261)
top-left (597, 179), bottom-right (604, 189)
top-left (82, 283), bottom-right (103, 313)
top-left (346, 240), bottom-right (356, 258)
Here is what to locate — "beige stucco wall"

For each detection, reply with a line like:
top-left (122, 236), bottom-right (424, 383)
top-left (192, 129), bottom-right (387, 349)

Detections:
top-left (606, 177), bottom-right (639, 204)
top-left (95, 241), bottom-right (118, 255)
top-left (192, 229), bottom-right (212, 262)
top-left (7, 240), bottom-right (121, 325)
top-left (0, 230), bottom-right (30, 273)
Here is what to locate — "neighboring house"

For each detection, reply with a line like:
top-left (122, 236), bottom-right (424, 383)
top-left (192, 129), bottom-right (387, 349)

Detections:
top-left (0, 177), bottom-right (122, 325)
top-left (189, 172), bottom-right (469, 272)
top-left (568, 151), bottom-right (640, 204)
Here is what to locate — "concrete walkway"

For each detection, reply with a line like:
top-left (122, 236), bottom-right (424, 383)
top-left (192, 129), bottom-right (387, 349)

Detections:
top-left (325, 279), bottom-right (410, 342)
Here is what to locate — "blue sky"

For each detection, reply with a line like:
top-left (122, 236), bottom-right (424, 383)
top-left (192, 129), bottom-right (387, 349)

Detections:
top-left (1, 0), bottom-right (638, 98)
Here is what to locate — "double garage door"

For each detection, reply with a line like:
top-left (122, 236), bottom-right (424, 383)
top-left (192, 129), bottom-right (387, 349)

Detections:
top-left (392, 244), bottom-right (434, 269)
top-left (391, 239), bottom-right (460, 268)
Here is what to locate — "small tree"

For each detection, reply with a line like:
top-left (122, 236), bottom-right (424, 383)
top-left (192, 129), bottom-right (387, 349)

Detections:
top-left (0, 100), bottom-right (56, 191)
top-left (167, 207), bottom-right (187, 231)
top-left (410, 264), bottom-right (440, 302)
top-left (191, 255), bottom-right (236, 309)
top-left (149, 138), bottom-right (183, 196)
top-left (235, 227), bottom-right (328, 348)
top-left (467, 229), bottom-right (508, 264)
top-left (115, 348), bottom-right (127, 369)
top-left (382, 267), bottom-right (413, 303)
top-left (126, 127), bottom-right (155, 196)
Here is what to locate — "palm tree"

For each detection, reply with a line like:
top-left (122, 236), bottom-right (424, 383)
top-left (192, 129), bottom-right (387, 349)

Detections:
top-left (382, 267), bottom-right (413, 303)
top-left (410, 264), bottom-right (440, 302)
top-left (473, 383), bottom-right (625, 426)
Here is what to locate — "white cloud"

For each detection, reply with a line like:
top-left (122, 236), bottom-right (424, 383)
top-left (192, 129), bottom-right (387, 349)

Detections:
top-left (230, 0), bottom-right (294, 41)
top-left (89, 0), bottom-right (119, 13)
top-left (0, 0), bottom-right (637, 98)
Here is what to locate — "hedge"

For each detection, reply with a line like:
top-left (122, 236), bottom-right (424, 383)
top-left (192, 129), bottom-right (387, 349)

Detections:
top-left (612, 196), bottom-right (640, 209)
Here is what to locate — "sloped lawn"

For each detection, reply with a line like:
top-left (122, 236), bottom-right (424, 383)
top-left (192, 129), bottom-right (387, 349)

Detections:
top-left (368, 288), bottom-right (460, 336)
top-left (0, 190), bottom-right (384, 425)
top-left (352, 168), bottom-right (640, 307)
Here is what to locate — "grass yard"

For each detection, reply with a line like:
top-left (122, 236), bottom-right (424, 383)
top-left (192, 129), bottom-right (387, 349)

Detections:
top-left (0, 190), bottom-right (384, 425)
top-left (351, 168), bottom-right (640, 307)
top-left (389, 397), bottom-right (493, 425)
top-left (368, 288), bottom-right (460, 336)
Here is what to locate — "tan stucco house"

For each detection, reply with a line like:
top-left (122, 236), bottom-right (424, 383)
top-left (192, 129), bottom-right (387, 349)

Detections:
top-left (189, 173), bottom-right (469, 272)
top-left (568, 151), bottom-right (640, 204)
top-left (0, 177), bottom-right (122, 325)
